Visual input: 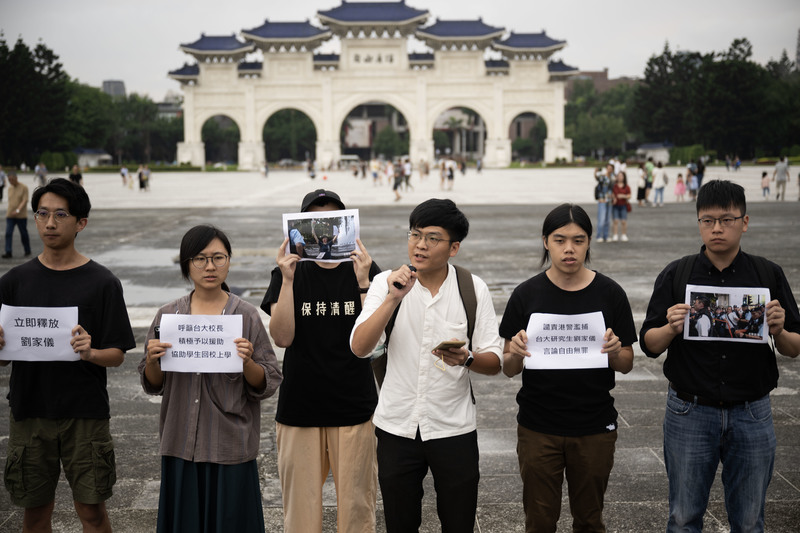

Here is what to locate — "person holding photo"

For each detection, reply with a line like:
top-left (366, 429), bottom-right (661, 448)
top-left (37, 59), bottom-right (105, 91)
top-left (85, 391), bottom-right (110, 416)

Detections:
top-left (640, 180), bottom-right (800, 532)
top-left (263, 189), bottom-right (382, 533)
top-left (139, 225), bottom-right (282, 533)
top-left (500, 203), bottom-right (636, 532)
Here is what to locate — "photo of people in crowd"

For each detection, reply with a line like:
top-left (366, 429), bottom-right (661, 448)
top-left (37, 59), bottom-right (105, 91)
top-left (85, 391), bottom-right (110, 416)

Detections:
top-left (683, 284), bottom-right (770, 343)
top-left (282, 209), bottom-right (360, 262)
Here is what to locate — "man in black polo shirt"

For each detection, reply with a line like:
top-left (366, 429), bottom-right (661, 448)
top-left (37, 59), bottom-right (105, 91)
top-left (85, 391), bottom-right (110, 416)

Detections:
top-left (640, 180), bottom-right (800, 532)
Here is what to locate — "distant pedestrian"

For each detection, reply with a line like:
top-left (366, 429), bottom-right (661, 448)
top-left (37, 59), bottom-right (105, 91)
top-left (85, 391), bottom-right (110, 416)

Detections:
top-left (652, 161), bottom-right (668, 207)
top-left (137, 165), bottom-right (145, 190)
top-left (34, 162), bottom-right (47, 187)
top-left (773, 155), bottom-right (789, 201)
top-left (68, 164), bottom-right (83, 186)
top-left (611, 171), bottom-right (631, 242)
top-left (761, 171), bottom-right (771, 199)
top-left (403, 158), bottom-right (413, 191)
top-left (594, 165), bottom-right (612, 242)
top-left (120, 165), bottom-right (129, 186)
top-left (0, 165), bottom-right (6, 201)
top-left (695, 158), bottom-right (705, 189)
top-left (143, 165), bottom-right (151, 191)
top-left (636, 163), bottom-right (647, 206)
top-left (3, 172), bottom-right (31, 258)
top-left (674, 173), bottom-right (686, 202)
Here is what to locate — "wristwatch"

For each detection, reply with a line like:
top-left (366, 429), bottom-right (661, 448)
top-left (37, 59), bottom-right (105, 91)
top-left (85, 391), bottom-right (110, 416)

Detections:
top-left (463, 350), bottom-right (474, 367)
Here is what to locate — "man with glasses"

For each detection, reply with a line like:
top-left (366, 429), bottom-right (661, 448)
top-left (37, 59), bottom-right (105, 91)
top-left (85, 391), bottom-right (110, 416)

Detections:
top-left (262, 189), bottom-right (381, 533)
top-left (640, 179), bottom-right (800, 532)
top-left (3, 171), bottom-right (32, 259)
top-left (0, 178), bottom-right (135, 532)
top-left (350, 198), bottom-right (503, 532)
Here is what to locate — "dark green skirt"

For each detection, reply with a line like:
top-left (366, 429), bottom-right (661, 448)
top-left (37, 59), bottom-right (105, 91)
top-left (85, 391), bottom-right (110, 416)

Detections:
top-left (157, 456), bottom-right (265, 533)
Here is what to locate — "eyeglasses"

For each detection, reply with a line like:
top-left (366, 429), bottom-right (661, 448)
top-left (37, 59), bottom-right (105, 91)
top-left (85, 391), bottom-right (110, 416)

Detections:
top-left (33, 209), bottom-right (72, 223)
top-left (407, 230), bottom-right (451, 247)
top-left (190, 254), bottom-right (229, 269)
top-left (697, 216), bottom-right (744, 228)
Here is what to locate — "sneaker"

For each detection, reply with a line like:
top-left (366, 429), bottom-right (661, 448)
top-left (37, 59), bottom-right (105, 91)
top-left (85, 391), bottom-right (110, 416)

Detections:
top-left (596, 237), bottom-right (605, 243)
top-left (611, 234), bottom-right (619, 242)
top-left (621, 234), bottom-right (629, 242)
top-left (1, 253), bottom-right (11, 258)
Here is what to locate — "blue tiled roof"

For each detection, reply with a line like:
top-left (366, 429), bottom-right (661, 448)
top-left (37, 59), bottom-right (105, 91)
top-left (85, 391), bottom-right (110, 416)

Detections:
top-left (238, 62), bottom-right (262, 71)
top-left (485, 59), bottom-right (509, 68)
top-left (417, 19), bottom-right (504, 38)
top-left (495, 31), bottom-right (565, 50)
top-left (548, 59), bottom-right (577, 73)
top-left (169, 63), bottom-right (199, 76)
top-left (243, 20), bottom-right (329, 39)
top-left (313, 54), bottom-right (341, 62)
top-left (180, 34), bottom-right (253, 52)
top-left (318, 1), bottom-right (428, 23)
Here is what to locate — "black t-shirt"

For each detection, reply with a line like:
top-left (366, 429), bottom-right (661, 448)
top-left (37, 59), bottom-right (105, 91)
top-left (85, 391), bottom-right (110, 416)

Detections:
top-left (499, 271), bottom-right (637, 436)
top-left (262, 260), bottom-right (380, 427)
top-left (0, 259), bottom-right (136, 420)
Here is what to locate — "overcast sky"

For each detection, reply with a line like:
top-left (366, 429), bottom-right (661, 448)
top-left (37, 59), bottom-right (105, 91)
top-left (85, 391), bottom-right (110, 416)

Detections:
top-left (2, 0), bottom-right (798, 101)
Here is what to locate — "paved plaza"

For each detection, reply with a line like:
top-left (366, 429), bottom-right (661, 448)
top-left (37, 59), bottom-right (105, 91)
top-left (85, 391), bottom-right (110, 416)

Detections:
top-left (0, 165), bottom-right (798, 532)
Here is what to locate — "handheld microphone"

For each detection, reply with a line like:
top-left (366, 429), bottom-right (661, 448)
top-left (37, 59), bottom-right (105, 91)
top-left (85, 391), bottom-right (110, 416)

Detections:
top-left (393, 265), bottom-right (417, 289)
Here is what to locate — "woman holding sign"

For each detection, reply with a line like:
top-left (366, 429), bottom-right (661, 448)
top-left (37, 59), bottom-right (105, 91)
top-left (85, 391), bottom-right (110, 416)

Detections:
top-left (138, 225), bottom-right (282, 533)
top-left (500, 203), bottom-right (636, 533)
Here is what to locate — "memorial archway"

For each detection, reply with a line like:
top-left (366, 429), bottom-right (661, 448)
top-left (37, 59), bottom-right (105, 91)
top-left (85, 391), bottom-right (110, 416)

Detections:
top-left (432, 107), bottom-right (487, 162)
top-left (509, 112), bottom-right (548, 162)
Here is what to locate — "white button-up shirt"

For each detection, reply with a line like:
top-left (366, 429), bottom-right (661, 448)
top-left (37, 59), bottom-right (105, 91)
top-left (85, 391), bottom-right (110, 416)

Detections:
top-left (351, 264), bottom-right (503, 441)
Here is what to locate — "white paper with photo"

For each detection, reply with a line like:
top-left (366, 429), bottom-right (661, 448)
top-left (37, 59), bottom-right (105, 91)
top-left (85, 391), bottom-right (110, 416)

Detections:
top-left (524, 311), bottom-right (607, 370)
top-left (160, 314), bottom-right (243, 373)
top-left (282, 209), bottom-right (360, 263)
top-left (0, 305), bottom-right (79, 362)
top-left (683, 284), bottom-right (770, 344)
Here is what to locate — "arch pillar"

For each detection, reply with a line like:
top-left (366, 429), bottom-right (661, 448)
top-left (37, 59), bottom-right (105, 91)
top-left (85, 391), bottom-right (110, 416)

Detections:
top-left (316, 140), bottom-right (340, 169)
top-left (484, 138), bottom-right (511, 167)
top-left (544, 138), bottom-right (573, 163)
top-left (177, 141), bottom-right (205, 167)
top-left (238, 141), bottom-right (265, 171)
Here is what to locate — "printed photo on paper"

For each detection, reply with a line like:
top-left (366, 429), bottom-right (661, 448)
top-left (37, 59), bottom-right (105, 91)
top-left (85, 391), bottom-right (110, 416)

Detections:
top-left (524, 311), bottom-right (608, 370)
top-left (0, 305), bottom-right (79, 362)
top-left (282, 209), bottom-right (360, 263)
top-left (683, 284), bottom-right (770, 344)
top-left (159, 314), bottom-right (244, 373)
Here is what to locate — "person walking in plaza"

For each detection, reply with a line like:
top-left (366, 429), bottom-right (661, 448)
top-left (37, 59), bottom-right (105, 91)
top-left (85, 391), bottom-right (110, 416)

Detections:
top-left (34, 161), bottom-right (47, 187)
top-left (501, 203), bottom-right (635, 533)
top-left (640, 180), bottom-right (800, 532)
top-left (761, 171), bottom-right (771, 199)
top-left (68, 165), bottom-right (83, 186)
top-left (594, 165), bottom-right (612, 242)
top-left (0, 178), bottom-right (136, 532)
top-left (3, 171), bottom-right (32, 259)
top-left (773, 155), bottom-right (790, 201)
top-left (610, 171), bottom-right (631, 242)
top-left (636, 163), bottom-right (647, 206)
top-left (263, 189), bottom-right (381, 533)
top-left (652, 161), bottom-right (668, 207)
top-left (350, 199), bottom-right (504, 533)
top-left (140, 225), bottom-right (282, 533)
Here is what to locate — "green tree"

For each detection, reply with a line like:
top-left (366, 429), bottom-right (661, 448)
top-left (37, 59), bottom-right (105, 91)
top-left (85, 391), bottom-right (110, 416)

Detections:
top-left (565, 80), bottom-right (634, 156)
top-left (263, 109), bottom-right (317, 162)
top-left (61, 81), bottom-right (115, 151)
top-left (0, 35), bottom-right (69, 165)
top-left (372, 125), bottom-right (406, 158)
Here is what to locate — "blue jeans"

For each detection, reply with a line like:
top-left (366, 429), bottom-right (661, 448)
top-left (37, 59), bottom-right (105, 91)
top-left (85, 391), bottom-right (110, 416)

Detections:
top-left (654, 187), bottom-right (665, 204)
top-left (5, 218), bottom-right (31, 255)
top-left (596, 202), bottom-right (611, 239)
top-left (663, 387), bottom-right (775, 533)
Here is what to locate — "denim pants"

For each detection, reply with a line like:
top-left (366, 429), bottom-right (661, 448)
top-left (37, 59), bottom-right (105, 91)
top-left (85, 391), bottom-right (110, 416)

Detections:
top-left (596, 201), bottom-right (611, 240)
top-left (654, 187), bottom-right (665, 204)
top-left (663, 387), bottom-right (775, 533)
top-left (5, 217), bottom-right (31, 255)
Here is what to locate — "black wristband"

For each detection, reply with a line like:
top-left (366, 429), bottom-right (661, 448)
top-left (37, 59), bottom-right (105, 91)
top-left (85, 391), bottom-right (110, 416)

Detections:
top-left (358, 285), bottom-right (370, 293)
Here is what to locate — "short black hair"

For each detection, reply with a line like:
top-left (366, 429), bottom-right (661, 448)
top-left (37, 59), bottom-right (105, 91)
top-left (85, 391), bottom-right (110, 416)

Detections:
top-left (31, 178), bottom-right (91, 219)
top-left (179, 225), bottom-right (232, 286)
top-left (541, 203), bottom-right (593, 267)
top-left (408, 199), bottom-right (469, 242)
top-left (696, 179), bottom-right (746, 216)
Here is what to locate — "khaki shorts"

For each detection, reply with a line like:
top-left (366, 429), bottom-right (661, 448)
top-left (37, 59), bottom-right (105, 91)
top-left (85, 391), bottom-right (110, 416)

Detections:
top-left (5, 416), bottom-right (116, 507)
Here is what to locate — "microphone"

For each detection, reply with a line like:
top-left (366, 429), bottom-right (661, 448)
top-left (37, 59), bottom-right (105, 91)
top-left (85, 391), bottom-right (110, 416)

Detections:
top-left (393, 265), bottom-right (417, 289)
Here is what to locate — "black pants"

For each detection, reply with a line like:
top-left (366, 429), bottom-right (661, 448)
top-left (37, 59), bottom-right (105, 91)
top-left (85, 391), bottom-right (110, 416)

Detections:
top-left (376, 427), bottom-right (479, 533)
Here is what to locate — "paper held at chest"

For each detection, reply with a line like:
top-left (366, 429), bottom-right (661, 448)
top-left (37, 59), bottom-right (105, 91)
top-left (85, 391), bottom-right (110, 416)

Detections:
top-left (160, 314), bottom-right (243, 373)
top-left (524, 311), bottom-right (608, 370)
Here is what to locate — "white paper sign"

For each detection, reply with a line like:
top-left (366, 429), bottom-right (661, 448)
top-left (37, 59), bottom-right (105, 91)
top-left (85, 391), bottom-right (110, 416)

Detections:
top-left (159, 314), bottom-right (243, 373)
top-left (524, 311), bottom-right (608, 370)
top-left (683, 284), bottom-right (770, 344)
top-left (0, 305), bottom-right (79, 362)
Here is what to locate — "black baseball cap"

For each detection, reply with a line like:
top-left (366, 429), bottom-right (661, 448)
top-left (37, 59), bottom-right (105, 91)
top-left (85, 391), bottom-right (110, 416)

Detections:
top-left (301, 189), bottom-right (345, 212)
